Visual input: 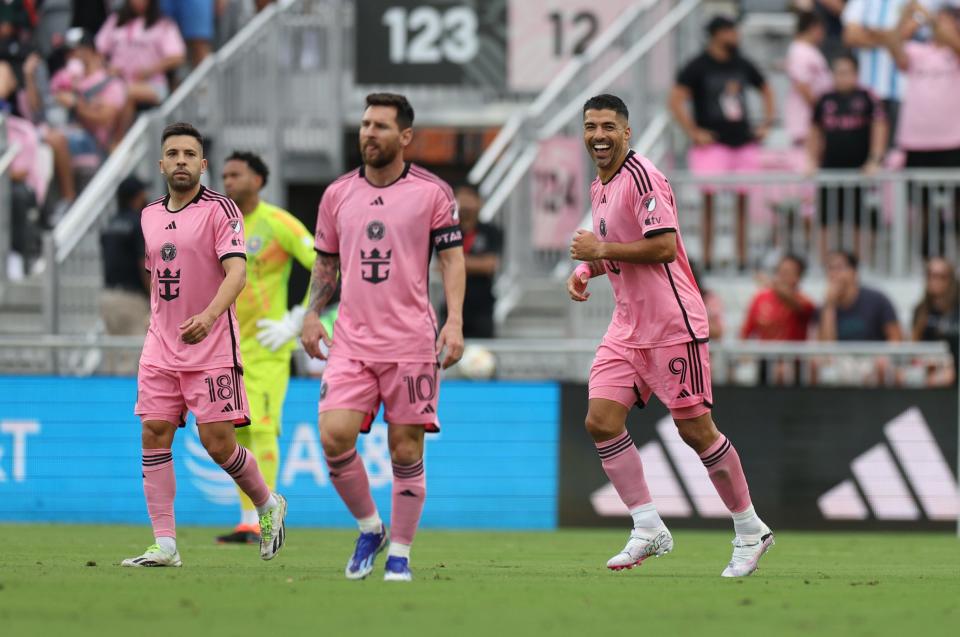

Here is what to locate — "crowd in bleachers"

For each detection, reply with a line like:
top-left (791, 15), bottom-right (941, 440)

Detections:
top-left (2, 0), bottom-right (275, 278)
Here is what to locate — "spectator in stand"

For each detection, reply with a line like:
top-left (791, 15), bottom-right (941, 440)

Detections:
top-left (883, 1), bottom-right (960, 257)
top-left (443, 184), bottom-right (501, 338)
top-left (807, 54), bottom-right (886, 261)
top-left (841, 0), bottom-right (927, 142)
top-left (818, 251), bottom-right (902, 341)
top-left (98, 175), bottom-right (150, 374)
top-left (912, 257), bottom-right (959, 384)
top-left (50, 27), bottom-right (126, 158)
top-left (786, 11), bottom-right (832, 149)
top-left (669, 15), bottom-right (776, 272)
top-left (96, 0), bottom-right (185, 144)
top-left (741, 254), bottom-right (815, 341)
top-left (160, 0), bottom-right (213, 67)
top-left (1, 56), bottom-right (77, 222)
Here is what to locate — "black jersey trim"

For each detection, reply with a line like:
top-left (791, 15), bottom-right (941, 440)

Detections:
top-left (622, 159), bottom-right (651, 200)
top-left (663, 263), bottom-right (698, 341)
top-left (200, 190), bottom-right (240, 219)
top-left (643, 227), bottom-right (677, 238)
top-left (626, 155), bottom-right (653, 192)
top-left (226, 308), bottom-right (242, 372)
top-left (219, 252), bottom-right (247, 262)
top-left (359, 162), bottom-right (411, 188)
top-left (163, 185), bottom-right (206, 213)
top-left (314, 248), bottom-right (339, 257)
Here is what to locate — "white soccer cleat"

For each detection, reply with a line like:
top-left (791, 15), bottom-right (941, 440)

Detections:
top-left (606, 525), bottom-right (673, 571)
top-left (721, 525), bottom-right (775, 578)
top-left (121, 543), bottom-right (182, 567)
top-left (259, 493), bottom-right (288, 561)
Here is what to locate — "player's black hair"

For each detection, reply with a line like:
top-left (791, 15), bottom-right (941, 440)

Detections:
top-left (795, 11), bottom-right (822, 35)
top-left (707, 15), bottom-right (737, 37)
top-left (117, 0), bottom-right (161, 29)
top-left (832, 52), bottom-right (859, 70)
top-left (161, 122), bottom-right (204, 149)
top-left (226, 150), bottom-right (269, 187)
top-left (831, 250), bottom-right (859, 271)
top-left (781, 253), bottom-right (808, 277)
top-left (582, 94), bottom-right (629, 120)
top-left (365, 92), bottom-right (415, 130)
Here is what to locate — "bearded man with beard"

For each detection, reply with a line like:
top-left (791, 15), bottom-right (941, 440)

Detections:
top-left (301, 93), bottom-right (466, 582)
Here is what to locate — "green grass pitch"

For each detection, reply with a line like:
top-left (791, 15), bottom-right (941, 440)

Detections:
top-left (0, 525), bottom-right (957, 637)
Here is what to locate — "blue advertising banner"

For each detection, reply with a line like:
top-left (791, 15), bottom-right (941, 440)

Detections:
top-left (0, 377), bottom-right (559, 529)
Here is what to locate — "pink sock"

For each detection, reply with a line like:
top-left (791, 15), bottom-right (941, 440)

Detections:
top-left (220, 445), bottom-right (270, 508)
top-left (390, 459), bottom-right (426, 546)
top-left (700, 434), bottom-right (752, 513)
top-left (325, 449), bottom-right (378, 520)
top-left (142, 448), bottom-right (176, 539)
top-left (596, 431), bottom-right (652, 509)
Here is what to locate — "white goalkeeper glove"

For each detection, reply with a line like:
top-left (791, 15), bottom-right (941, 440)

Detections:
top-left (256, 305), bottom-right (307, 352)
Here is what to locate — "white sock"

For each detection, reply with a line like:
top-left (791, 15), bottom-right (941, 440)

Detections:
top-left (732, 504), bottom-right (764, 538)
top-left (255, 493), bottom-right (278, 516)
top-left (156, 536), bottom-right (176, 554)
top-left (358, 513), bottom-right (382, 534)
top-left (387, 542), bottom-right (411, 559)
top-left (240, 509), bottom-right (258, 527)
top-left (630, 502), bottom-right (664, 530)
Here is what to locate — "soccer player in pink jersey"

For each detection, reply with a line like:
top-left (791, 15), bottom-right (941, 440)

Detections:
top-left (568, 95), bottom-right (774, 578)
top-left (301, 93), bottom-right (465, 582)
top-left (123, 122), bottom-right (287, 567)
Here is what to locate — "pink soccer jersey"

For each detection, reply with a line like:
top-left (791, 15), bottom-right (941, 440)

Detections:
top-left (314, 163), bottom-right (462, 363)
top-left (591, 151), bottom-right (709, 348)
top-left (140, 186), bottom-right (246, 371)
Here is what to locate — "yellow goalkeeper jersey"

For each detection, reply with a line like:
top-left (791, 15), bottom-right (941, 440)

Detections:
top-left (237, 200), bottom-right (316, 360)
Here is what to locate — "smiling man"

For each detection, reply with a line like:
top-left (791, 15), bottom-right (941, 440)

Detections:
top-left (126, 122), bottom-right (287, 568)
top-left (568, 94), bottom-right (774, 578)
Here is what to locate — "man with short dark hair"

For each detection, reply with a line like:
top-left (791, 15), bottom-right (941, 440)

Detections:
top-left (818, 251), bottom-right (902, 341)
top-left (669, 15), bottom-right (776, 271)
top-left (301, 93), bottom-right (465, 582)
top-left (124, 121), bottom-right (287, 568)
top-left (214, 150), bottom-right (316, 544)
top-left (99, 175), bottom-right (150, 373)
top-left (569, 93), bottom-right (773, 578)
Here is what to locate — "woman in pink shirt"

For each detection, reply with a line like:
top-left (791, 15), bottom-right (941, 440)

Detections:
top-left (96, 0), bottom-right (186, 143)
top-left (884, 2), bottom-right (960, 257)
top-left (785, 12), bottom-right (832, 147)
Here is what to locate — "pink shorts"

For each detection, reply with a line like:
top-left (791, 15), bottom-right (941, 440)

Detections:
top-left (319, 356), bottom-right (440, 432)
top-left (588, 340), bottom-right (713, 420)
top-left (135, 363), bottom-right (250, 426)
top-left (688, 143), bottom-right (760, 194)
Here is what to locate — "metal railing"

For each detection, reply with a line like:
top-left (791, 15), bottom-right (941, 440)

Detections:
top-left (0, 334), bottom-right (950, 387)
top-left (37, 0), bottom-right (344, 337)
top-left (666, 169), bottom-right (960, 277)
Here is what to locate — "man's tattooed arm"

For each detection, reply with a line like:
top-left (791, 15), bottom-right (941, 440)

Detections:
top-left (308, 253), bottom-right (340, 314)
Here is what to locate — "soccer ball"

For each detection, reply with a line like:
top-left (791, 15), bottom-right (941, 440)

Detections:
top-left (457, 345), bottom-right (496, 380)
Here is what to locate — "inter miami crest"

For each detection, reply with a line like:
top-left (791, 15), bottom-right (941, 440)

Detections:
top-left (157, 268), bottom-right (181, 301)
top-left (361, 248), bottom-right (391, 284)
top-left (599, 218), bottom-right (607, 237)
top-left (366, 220), bottom-right (385, 241)
top-left (160, 242), bottom-right (177, 262)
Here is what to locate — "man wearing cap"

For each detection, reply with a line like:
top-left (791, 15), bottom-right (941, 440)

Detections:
top-left (49, 27), bottom-right (126, 159)
top-left (99, 175), bottom-right (151, 375)
top-left (669, 15), bottom-right (775, 272)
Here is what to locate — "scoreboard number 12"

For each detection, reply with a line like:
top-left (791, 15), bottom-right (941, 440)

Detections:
top-left (382, 5), bottom-right (479, 64)
top-left (547, 10), bottom-right (599, 57)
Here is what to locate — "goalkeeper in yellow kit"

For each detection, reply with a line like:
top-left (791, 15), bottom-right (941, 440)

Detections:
top-left (216, 151), bottom-right (317, 543)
